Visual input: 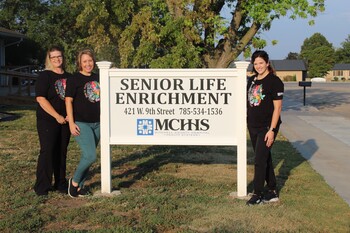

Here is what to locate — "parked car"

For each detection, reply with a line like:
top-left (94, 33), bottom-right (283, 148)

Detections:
top-left (311, 77), bottom-right (326, 82)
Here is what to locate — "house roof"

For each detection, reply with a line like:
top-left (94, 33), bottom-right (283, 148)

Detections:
top-left (0, 27), bottom-right (25, 38)
top-left (0, 27), bottom-right (25, 44)
top-left (333, 63), bottom-right (350, 70)
top-left (270, 60), bottom-right (307, 71)
top-left (241, 59), bottom-right (307, 72)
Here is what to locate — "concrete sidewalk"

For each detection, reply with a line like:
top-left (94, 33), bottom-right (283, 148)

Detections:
top-left (280, 82), bottom-right (350, 206)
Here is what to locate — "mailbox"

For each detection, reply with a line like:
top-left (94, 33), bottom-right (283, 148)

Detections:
top-left (299, 81), bottom-right (312, 87)
top-left (298, 81), bottom-right (311, 106)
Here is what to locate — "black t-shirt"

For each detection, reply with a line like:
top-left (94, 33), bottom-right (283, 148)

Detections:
top-left (35, 70), bottom-right (71, 121)
top-left (247, 73), bottom-right (284, 128)
top-left (65, 72), bottom-right (100, 123)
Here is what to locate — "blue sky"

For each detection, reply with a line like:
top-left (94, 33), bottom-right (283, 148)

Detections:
top-left (222, 0), bottom-right (350, 59)
top-left (260, 0), bottom-right (350, 59)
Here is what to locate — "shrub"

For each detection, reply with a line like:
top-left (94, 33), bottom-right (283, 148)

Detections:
top-left (283, 75), bottom-right (296, 82)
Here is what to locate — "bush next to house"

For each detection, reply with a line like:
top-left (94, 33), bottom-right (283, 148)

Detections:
top-left (283, 75), bottom-right (296, 82)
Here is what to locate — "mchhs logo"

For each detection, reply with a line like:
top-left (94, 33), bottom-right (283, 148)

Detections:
top-left (137, 119), bottom-right (154, 136)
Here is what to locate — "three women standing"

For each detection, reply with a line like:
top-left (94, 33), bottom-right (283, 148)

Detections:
top-left (34, 46), bottom-right (71, 196)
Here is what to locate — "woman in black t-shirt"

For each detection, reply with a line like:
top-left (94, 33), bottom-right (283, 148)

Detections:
top-left (65, 49), bottom-right (100, 197)
top-left (34, 46), bottom-right (71, 196)
top-left (246, 50), bottom-right (284, 206)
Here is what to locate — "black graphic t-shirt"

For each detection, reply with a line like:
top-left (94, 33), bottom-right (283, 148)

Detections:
top-left (35, 70), bottom-right (71, 121)
top-left (247, 73), bottom-right (284, 128)
top-left (65, 72), bottom-right (100, 123)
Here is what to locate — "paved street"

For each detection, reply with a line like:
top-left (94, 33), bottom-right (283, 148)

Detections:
top-left (281, 82), bottom-right (350, 206)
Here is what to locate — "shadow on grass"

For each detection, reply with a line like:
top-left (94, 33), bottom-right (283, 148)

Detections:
top-left (0, 104), bottom-right (36, 121)
top-left (87, 137), bottom-right (317, 194)
top-left (0, 111), bottom-right (21, 121)
top-left (87, 145), bottom-right (239, 190)
top-left (272, 138), bottom-right (318, 193)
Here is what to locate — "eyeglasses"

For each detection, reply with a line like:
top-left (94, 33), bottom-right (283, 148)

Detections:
top-left (50, 55), bottom-right (63, 60)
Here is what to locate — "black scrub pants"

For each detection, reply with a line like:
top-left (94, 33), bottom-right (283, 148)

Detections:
top-left (248, 126), bottom-right (279, 196)
top-left (34, 119), bottom-right (70, 195)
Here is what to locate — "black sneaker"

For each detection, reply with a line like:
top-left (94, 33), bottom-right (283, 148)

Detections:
top-left (263, 190), bottom-right (279, 203)
top-left (77, 188), bottom-right (91, 197)
top-left (246, 194), bottom-right (263, 206)
top-left (68, 178), bottom-right (79, 198)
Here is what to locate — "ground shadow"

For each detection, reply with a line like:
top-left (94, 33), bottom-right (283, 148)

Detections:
top-left (272, 138), bottom-right (319, 194)
top-left (0, 104), bottom-right (35, 121)
top-left (87, 145), bottom-right (239, 190)
top-left (86, 136), bottom-right (319, 195)
top-left (0, 111), bottom-right (20, 121)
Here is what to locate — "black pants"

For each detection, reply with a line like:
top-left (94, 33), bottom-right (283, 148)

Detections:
top-left (248, 126), bottom-right (279, 196)
top-left (34, 119), bottom-right (70, 195)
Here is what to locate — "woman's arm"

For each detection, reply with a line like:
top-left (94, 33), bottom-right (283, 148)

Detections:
top-left (265, 99), bottom-right (282, 147)
top-left (36, 96), bottom-right (66, 124)
top-left (65, 97), bottom-right (80, 136)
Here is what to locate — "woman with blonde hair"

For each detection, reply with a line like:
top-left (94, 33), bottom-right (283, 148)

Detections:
top-left (34, 46), bottom-right (71, 196)
top-left (65, 49), bottom-right (100, 197)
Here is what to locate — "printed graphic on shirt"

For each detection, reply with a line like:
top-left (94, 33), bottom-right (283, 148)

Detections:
top-left (249, 84), bottom-right (265, 107)
top-left (84, 81), bottom-right (100, 103)
top-left (55, 79), bottom-right (67, 100)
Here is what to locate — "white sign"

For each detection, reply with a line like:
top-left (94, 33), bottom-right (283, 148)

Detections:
top-left (108, 70), bottom-right (240, 145)
top-left (97, 62), bottom-right (249, 197)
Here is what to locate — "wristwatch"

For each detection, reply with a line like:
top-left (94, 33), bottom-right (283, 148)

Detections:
top-left (270, 127), bottom-right (277, 133)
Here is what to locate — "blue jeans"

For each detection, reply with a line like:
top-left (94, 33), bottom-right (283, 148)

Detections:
top-left (73, 121), bottom-right (100, 188)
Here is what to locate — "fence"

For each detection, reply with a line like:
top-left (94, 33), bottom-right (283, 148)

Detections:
top-left (0, 66), bottom-right (39, 96)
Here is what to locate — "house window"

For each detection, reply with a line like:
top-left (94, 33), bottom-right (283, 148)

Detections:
top-left (333, 70), bottom-right (343, 76)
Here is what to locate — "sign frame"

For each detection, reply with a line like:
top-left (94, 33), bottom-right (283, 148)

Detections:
top-left (97, 61), bottom-right (250, 197)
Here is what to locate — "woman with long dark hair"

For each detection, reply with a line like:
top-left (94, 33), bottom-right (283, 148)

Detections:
top-left (246, 50), bottom-right (284, 205)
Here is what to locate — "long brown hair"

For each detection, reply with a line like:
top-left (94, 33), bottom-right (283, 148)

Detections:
top-left (251, 50), bottom-right (275, 75)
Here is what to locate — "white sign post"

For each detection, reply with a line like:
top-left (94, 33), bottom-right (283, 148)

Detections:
top-left (96, 61), bottom-right (250, 197)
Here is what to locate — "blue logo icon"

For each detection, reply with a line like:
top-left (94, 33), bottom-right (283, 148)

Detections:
top-left (137, 119), bottom-right (154, 136)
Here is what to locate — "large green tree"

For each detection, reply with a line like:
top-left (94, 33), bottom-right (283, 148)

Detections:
top-left (300, 32), bottom-right (335, 78)
top-left (1, 0), bottom-right (325, 68)
top-left (335, 35), bottom-right (350, 64)
top-left (0, 0), bottom-right (84, 71)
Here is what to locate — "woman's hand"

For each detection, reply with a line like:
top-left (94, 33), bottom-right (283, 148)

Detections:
top-left (69, 123), bottom-right (80, 136)
top-left (265, 130), bottom-right (275, 147)
top-left (55, 115), bottom-right (67, 124)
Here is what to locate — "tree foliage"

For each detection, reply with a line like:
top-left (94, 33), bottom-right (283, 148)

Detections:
top-left (300, 32), bottom-right (335, 78)
top-left (335, 35), bottom-right (350, 64)
top-left (285, 52), bottom-right (300, 60)
top-left (1, 0), bottom-right (325, 69)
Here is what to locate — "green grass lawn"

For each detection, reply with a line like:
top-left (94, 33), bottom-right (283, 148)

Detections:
top-left (1, 105), bottom-right (349, 232)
